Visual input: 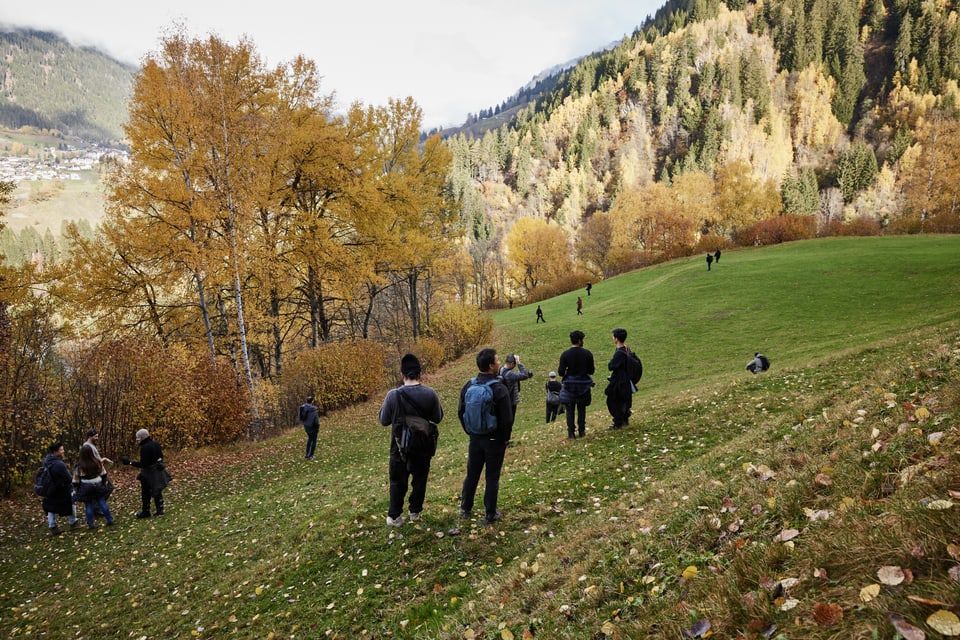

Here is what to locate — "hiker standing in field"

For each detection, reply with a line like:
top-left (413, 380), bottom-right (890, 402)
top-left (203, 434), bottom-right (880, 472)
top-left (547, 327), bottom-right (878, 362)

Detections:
top-left (605, 328), bottom-right (635, 430)
top-left (714, 248), bottom-right (721, 264)
top-left (121, 429), bottom-right (169, 518)
top-left (458, 348), bottom-right (514, 525)
top-left (557, 330), bottom-right (595, 439)
top-left (499, 353), bottom-right (533, 422)
top-left (536, 305), bottom-right (545, 323)
top-left (298, 396), bottom-right (320, 460)
top-left (41, 442), bottom-right (79, 535)
top-left (577, 296), bottom-right (583, 315)
top-left (586, 282), bottom-right (592, 296)
top-left (706, 252), bottom-right (713, 271)
top-left (378, 354), bottom-right (443, 526)
top-left (545, 372), bottom-right (562, 423)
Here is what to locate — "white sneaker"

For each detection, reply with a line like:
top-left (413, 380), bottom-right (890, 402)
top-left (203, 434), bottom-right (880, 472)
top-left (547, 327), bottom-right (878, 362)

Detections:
top-left (408, 512), bottom-right (421, 522)
top-left (386, 515), bottom-right (404, 527)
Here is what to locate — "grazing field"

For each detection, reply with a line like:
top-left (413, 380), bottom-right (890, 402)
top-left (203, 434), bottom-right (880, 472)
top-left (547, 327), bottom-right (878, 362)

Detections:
top-left (1, 235), bottom-right (958, 639)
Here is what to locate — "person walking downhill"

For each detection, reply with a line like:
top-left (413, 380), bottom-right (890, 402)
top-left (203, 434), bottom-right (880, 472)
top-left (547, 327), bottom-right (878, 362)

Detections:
top-left (706, 252), bottom-right (713, 271)
top-left (536, 305), bottom-right (545, 323)
top-left (41, 442), bottom-right (79, 535)
top-left (74, 444), bottom-right (115, 529)
top-left (121, 429), bottom-right (169, 519)
top-left (557, 330), bottom-right (595, 439)
top-left (545, 372), bottom-right (562, 423)
top-left (458, 348), bottom-right (514, 525)
top-left (299, 396), bottom-right (320, 460)
top-left (577, 296), bottom-right (583, 315)
top-left (378, 354), bottom-right (443, 527)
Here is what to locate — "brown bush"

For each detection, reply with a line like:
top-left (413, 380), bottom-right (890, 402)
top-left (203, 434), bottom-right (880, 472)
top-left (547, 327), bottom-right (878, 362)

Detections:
top-left (428, 304), bottom-right (493, 362)
top-left (837, 216), bottom-right (882, 236)
top-left (282, 339), bottom-right (388, 418)
top-left (735, 215), bottom-right (817, 246)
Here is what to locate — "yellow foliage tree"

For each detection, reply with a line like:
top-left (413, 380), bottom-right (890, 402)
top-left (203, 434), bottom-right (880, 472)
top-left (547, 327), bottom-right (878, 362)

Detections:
top-left (504, 217), bottom-right (571, 294)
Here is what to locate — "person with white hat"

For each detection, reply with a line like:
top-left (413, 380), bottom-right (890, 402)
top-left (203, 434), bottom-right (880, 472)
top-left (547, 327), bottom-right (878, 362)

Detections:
top-left (545, 371), bottom-right (562, 423)
top-left (121, 429), bottom-right (169, 518)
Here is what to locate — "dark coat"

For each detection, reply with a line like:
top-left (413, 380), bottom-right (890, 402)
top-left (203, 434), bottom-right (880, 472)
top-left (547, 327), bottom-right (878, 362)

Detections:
top-left (605, 346), bottom-right (633, 398)
top-left (299, 402), bottom-right (319, 432)
top-left (558, 346), bottom-right (595, 404)
top-left (378, 383), bottom-right (444, 458)
top-left (40, 454), bottom-right (74, 515)
top-left (131, 437), bottom-right (169, 494)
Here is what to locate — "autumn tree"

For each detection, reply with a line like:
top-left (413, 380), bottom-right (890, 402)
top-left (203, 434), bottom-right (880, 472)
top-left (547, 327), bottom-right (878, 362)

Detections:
top-left (504, 217), bottom-right (571, 294)
top-left (899, 112), bottom-right (960, 231)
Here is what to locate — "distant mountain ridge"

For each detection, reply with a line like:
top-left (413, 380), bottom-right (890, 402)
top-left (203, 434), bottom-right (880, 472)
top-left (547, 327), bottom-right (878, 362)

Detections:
top-left (0, 27), bottom-right (134, 144)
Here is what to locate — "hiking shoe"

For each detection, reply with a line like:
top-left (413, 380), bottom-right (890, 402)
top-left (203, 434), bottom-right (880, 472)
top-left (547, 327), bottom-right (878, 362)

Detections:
top-left (386, 515), bottom-right (404, 527)
top-left (135, 511), bottom-right (151, 519)
top-left (459, 510), bottom-right (471, 520)
top-left (483, 511), bottom-right (503, 525)
top-left (69, 520), bottom-right (80, 530)
top-left (49, 526), bottom-right (61, 536)
top-left (408, 512), bottom-right (421, 522)
top-left (154, 510), bottom-right (164, 517)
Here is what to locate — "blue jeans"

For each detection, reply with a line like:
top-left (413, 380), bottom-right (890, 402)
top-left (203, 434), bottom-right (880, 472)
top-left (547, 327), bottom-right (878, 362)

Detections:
top-left (47, 506), bottom-right (77, 528)
top-left (84, 497), bottom-right (114, 527)
top-left (460, 436), bottom-right (507, 519)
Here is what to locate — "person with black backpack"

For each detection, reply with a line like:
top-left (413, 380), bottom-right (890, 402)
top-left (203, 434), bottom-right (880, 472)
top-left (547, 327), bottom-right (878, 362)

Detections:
top-left (457, 348), bottom-right (514, 525)
top-left (298, 396), bottom-right (320, 460)
top-left (40, 442), bottom-right (79, 535)
top-left (605, 328), bottom-right (640, 430)
top-left (377, 354), bottom-right (443, 527)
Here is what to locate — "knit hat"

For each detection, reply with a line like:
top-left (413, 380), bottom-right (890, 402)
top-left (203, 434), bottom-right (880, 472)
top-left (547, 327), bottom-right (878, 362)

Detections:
top-left (400, 353), bottom-right (421, 378)
top-left (505, 354), bottom-right (517, 364)
top-left (549, 371), bottom-right (556, 378)
top-left (85, 429), bottom-right (98, 438)
top-left (135, 429), bottom-right (149, 441)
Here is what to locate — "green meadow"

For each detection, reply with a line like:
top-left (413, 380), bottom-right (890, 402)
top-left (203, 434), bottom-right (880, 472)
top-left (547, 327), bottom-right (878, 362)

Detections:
top-left (1, 235), bottom-right (959, 639)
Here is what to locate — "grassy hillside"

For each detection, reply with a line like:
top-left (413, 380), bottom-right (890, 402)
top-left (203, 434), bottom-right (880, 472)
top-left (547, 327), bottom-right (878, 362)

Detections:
top-left (0, 236), bottom-right (958, 639)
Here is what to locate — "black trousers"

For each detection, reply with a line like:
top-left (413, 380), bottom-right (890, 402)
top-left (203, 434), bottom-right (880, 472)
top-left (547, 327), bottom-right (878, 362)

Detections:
top-left (460, 436), bottom-right (507, 518)
top-left (389, 453), bottom-right (431, 519)
top-left (140, 479), bottom-right (163, 514)
top-left (565, 401), bottom-right (587, 437)
top-left (607, 392), bottom-right (631, 427)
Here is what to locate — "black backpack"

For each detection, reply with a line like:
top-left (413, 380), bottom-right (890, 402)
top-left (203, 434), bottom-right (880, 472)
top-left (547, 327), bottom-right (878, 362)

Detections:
top-left (626, 351), bottom-right (643, 385)
top-left (394, 389), bottom-right (439, 463)
top-left (33, 462), bottom-right (53, 497)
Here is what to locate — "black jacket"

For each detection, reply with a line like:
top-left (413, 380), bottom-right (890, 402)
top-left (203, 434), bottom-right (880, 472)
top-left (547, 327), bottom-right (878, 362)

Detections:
top-left (40, 454), bottom-right (74, 515)
top-left (606, 346), bottom-right (633, 398)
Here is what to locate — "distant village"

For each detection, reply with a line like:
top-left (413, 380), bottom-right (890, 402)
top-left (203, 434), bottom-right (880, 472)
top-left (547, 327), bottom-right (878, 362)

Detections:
top-left (0, 145), bottom-right (129, 183)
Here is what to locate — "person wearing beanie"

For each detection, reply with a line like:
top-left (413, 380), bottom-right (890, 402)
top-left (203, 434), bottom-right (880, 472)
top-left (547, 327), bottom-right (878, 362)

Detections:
top-left (298, 395), bottom-right (320, 460)
top-left (378, 354), bottom-right (444, 526)
top-left (81, 428), bottom-right (112, 465)
top-left (121, 429), bottom-right (169, 518)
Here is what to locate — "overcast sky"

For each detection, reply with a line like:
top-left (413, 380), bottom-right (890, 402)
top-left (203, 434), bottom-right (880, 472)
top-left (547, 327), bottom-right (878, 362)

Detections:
top-left (1, 1), bottom-right (663, 129)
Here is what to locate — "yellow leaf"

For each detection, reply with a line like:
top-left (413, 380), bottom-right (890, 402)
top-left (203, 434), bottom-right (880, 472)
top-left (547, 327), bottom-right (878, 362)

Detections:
top-left (927, 610), bottom-right (960, 636)
top-left (464, 629), bottom-right (476, 639)
top-left (926, 500), bottom-right (954, 510)
top-left (682, 565), bottom-right (698, 580)
top-left (947, 544), bottom-right (960, 560)
top-left (501, 630), bottom-right (515, 640)
top-left (859, 583), bottom-right (881, 602)
top-left (915, 407), bottom-right (931, 422)
top-left (601, 621), bottom-right (616, 635)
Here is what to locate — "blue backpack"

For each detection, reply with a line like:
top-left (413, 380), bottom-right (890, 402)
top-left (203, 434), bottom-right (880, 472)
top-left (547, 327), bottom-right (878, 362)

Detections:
top-left (462, 378), bottom-right (499, 435)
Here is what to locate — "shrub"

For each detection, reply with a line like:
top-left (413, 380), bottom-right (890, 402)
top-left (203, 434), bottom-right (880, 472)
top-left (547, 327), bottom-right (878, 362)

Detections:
top-left (282, 339), bottom-right (388, 417)
top-left (735, 215), bottom-right (817, 246)
top-left (526, 271), bottom-right (593, 303)
top-left (429, 304), bottom-right (494, 362)
top-left (837, 216), bottom-right (882, 236)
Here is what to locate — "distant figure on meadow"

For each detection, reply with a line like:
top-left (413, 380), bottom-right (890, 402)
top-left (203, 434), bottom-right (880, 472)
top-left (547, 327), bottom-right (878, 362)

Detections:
top-left (545, 372), bottom-right (562, 423)
top-left (746, 352), bottom-right (770, 374)
top-left (557, 330), bottom-right (595, 439)
top-left (121, 429), bottom-right (170, 519)
top-left (509, 299), bottom-right (513, 309)
top-left (586, 282), bottom-right (592, 296)
top-left (536, 305), bottom-right (545, 323)
top-left (706, 253), bottom-right (713, 271)
top-left (378, 354), bottom-right (443, 527)
top-left (298, 396), bottom-right (320, 460)
top-left (577, 296), bottom-right (583, 315)
top-left (40, 441), bottom-right (79, 535)
top-left (714, 249), bottom-right (721, 264)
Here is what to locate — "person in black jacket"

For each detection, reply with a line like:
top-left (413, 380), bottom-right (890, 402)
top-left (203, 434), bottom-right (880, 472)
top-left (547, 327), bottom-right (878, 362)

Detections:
top-left (378, 354), bottom-right (444, 527)
top-left (458, 348), bottom-right (514, 525)
top-left (121, 429), bottom-right (167, 518)
top-left (299, 396), bottom-right (320, 460)
top-left (545, 372), bottom-right (562, 423)
top-left (605, 328), bottom-right (634, 430)
top-left (558, 330), bottom-right (595, 439)
top-left (41, 442), bottom-right (79, 535)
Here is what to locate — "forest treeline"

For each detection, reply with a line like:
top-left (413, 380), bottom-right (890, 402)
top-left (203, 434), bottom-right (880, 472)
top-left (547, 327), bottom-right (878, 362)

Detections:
top-left (2, 1), bottom-right (960, 493)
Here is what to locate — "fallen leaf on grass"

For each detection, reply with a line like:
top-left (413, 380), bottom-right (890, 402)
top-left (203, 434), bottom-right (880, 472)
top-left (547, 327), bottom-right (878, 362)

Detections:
top-left (779, 598), bottom-right (800, 611)
top-left (888, 613), bottom-right (926, 640)
top-left (949, 566), bottom-right (960, 582)
top-left (907, 595), bottom-right (950, 606)
top-left (600, 621), bottom-right (615, 636)
top-left (681, 565), bottom-right (698, 580)
top-left (859, 584), bottom-right (881, 602)
top-left (927, 610), bottom-right (960, 636)
top-left (814, 473), bottom-right (833, 487)
top-left (877, 566), bottom-right (905, 586)
top-left (501, 629), bottom-right (515, 640)
top-left (813, 602), bottom-right (843, 626)
top-left (925, 499), bottom-right (954, 510)
top-left (778, 529), bottom-right (800, 542)
top-left (681, 618), bottom-right (711, 638)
